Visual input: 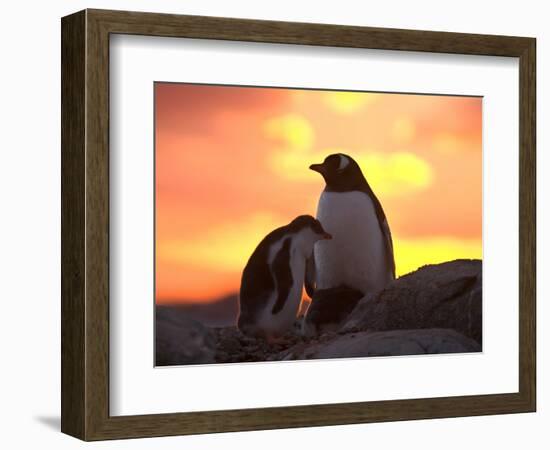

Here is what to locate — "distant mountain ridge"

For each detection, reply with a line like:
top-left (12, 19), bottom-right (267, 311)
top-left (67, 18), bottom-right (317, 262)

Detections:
top-left (157, 294), bottom-right (239, 327)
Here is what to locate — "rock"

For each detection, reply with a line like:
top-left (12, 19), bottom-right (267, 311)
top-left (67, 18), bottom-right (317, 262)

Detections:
top-left (344, 259), bottom-right (482, 344)
top-left (279, 328), bottom-right (481, 360)
top-left (221, 336), bottom-right (241, 353)
top-left (155, 306), bottom-right (216, 365)
top-left (215, 351), bottom-right (230, 363)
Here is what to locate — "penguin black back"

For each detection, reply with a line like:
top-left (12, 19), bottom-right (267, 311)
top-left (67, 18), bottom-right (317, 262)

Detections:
top-left (238, 226), bottom-right (287, 326)
top-left (271, 238), bottom-right (293, 315)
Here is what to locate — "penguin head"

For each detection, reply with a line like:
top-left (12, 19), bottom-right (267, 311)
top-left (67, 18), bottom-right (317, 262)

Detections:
top-left (289, 215), bottom-right (332, 255)
top-left (309, 153), bottom-right (367, 191)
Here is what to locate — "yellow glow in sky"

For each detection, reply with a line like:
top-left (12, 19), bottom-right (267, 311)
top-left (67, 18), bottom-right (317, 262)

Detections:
top-left (264, 114), bottom-right (314, 152)
top-left (157, 212), bottom-right (281, 272)
top-left (323, 91), bottom-right (378, 114)
top-left (393, 237), bottom-right (482, 277)
top-left (392, 117), bottom-right (416, 143)
top-left (158, 213), bottom-right (481, 279)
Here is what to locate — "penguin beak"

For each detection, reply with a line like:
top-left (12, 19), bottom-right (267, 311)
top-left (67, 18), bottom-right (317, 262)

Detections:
top-left (322, 232), bottom-right (332, 240)
top-left (309, 163), bottom-right (325, 175)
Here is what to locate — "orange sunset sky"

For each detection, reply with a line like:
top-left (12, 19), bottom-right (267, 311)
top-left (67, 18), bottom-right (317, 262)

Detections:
top-left (155, 83), bottom-right (482, 304)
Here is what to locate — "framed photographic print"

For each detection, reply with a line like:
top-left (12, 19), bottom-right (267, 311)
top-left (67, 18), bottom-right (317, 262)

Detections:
top-left (61, 9), bottom-right (536, 441)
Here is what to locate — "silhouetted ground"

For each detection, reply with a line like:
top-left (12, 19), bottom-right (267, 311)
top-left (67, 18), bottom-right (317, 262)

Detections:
top-left (155, 259), bottom-right (482, 366)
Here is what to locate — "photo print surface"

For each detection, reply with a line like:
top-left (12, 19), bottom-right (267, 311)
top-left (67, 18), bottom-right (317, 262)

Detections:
top-left (154, 82), bottom-right (482, 366)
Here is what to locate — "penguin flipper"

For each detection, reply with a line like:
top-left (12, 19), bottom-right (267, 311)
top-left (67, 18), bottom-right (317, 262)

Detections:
top-left (360, 185), bottom-right (397, 280)
top-left (305, 254), bottom-right (316, 298)
top-left (271, 238), bottom-right (294, 315)
top-left (380, 218), bottom-right (396, 279)
top-left (239, 261), bottom-right (275, 318)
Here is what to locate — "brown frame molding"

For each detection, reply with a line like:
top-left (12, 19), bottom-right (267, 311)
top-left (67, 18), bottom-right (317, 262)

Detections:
top-left (61, 9), bottom-right (536, 441)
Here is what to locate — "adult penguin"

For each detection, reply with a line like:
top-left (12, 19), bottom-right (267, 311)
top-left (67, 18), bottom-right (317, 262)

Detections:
top-left (306, 153), bottom-right (396, 298)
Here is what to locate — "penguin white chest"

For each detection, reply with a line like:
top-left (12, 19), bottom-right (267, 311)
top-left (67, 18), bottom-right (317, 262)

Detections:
top-left (315, 191), bottom-right (389, 293)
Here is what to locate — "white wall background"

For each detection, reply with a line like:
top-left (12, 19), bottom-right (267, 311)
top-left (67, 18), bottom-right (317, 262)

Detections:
top-left (0, 1), bottom-right (546, 448)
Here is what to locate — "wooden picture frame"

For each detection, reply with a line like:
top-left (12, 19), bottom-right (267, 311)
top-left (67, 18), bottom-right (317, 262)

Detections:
top-left (61, 9), bottom-right (536, 441)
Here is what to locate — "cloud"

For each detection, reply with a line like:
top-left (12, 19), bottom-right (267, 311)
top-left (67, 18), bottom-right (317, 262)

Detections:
top-left (353, 151), bottom-right (433, 195)
top-left (431, 132), bottom-right (478, 154)
top-left (264, 114), bottom-right (432, 196)
top-left (264, 113), bottom-right (315, 151)
top-left (323, 91), bottom-right (378, 114)
top-left (391, 117), bottom-right (416, 143)
top-left (156, 83), bottom-right (289, 135)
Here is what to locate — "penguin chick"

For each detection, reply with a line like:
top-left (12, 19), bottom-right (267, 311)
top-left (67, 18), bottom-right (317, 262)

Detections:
top-left (238, 215), bottom-right (332, 342)
top-left (306, 153), bottom-right (396, 298)
top-left (302, 285), bottom-right (364, 337)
